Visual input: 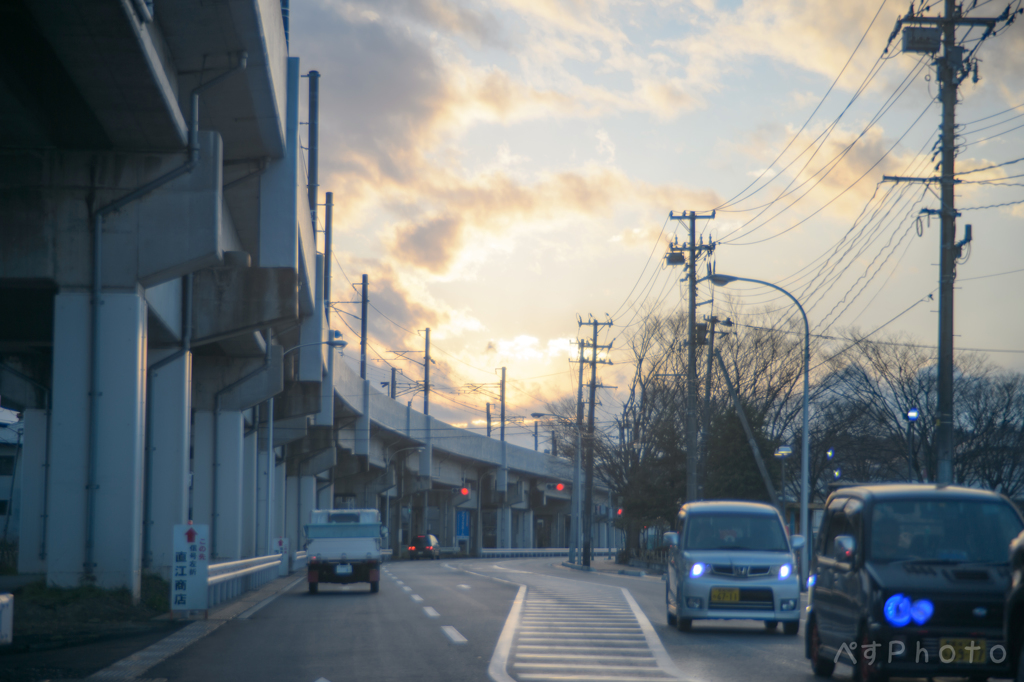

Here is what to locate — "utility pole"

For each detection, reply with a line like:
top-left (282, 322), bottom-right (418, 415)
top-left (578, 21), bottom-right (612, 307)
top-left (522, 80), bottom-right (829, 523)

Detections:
top-left (534, 421), bottom-right (539, 451)
top-left (667, 211), bottom-right (715, 500)
top-left (306, 70), bottom-right (319, 230)
top-left (884, 3), bottom-right (1010, 483)
top-left (700, 315), bottom-right (730, 496)
top-left (324, 192), bottom-right (333, 316)
top-left (486, 403), bottom-right (492, 438)
top-left (390, 367), bottom-right (397, 400)
top-left (579, 316), bottom-right (613, 568)
top-left (360, 274), bottom-right (368, 379)
top-left (423, 328), bottom-right (431, 416)
top-left (499, 367), bottom-right (506, 445)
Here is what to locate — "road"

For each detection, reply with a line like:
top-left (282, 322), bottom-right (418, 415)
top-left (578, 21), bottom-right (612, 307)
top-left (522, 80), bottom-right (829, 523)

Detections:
top-left (142, 557), bottom-right (889, 682)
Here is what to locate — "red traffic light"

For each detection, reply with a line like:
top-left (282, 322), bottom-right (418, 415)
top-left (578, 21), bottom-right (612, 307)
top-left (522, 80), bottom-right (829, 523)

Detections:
top-left (460, 487), bottom-right (470, 496)
top-left (616, 508), bottom-right (623, 516)
top-left (555, 483), bottom-right (565, 491)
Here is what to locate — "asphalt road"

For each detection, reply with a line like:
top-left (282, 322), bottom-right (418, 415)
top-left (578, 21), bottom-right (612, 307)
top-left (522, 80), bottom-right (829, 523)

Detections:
top-left (139, 557), bottom-right (1004, 682)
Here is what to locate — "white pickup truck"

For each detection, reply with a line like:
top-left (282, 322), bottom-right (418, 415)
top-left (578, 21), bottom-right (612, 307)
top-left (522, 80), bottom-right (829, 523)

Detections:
top-left (304, 509), bottom-right (383, 594)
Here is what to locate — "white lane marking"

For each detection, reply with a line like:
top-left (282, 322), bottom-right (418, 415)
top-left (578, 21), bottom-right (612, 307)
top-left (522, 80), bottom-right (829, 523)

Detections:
top-left (396, 580), bottom-right (405, 585)
top-left (442, 625), bottom-right (468, 644)
top-left (412, 594), bottom-right (424, 602)
top-left (457, 584), bottom-right (471, 589)
top-left (424, 606), bottom-right (440, 618)
top-left (492, 564), bottom-right (534, 574)
top-left (313, 678), bottom-right (332, 682)
top-left (622, 587), bottom-right (687, 680)
top-left (402, 586), bottom-right (412, 592)
top-left (238, 577), bottom-right (305, 619)
top-left (487, 583), bottom-right (526, 682)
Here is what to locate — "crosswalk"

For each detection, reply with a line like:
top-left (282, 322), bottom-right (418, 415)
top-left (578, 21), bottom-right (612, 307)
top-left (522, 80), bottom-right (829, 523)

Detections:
top-left (506, 584), bottom-right (685, 682)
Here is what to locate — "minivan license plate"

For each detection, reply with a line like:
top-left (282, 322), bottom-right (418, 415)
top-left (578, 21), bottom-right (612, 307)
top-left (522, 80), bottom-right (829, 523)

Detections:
top-left (710, 588), bottom-right (740, 603)
top-left (335, 564), bottom-right (352, 575)
top-left (940, 638), bottom-right (986, 664)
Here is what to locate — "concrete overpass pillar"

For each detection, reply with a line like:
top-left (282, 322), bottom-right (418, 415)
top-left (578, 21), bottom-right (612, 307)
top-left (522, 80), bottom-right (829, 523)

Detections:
top-left (256, 434), bottom-right (270, 556)
top-left (523, 509), bottom-right (534, 549)
top-left (213, 410), bottom-right (244, 561)
top-left (241, 425), bottom-right (258, 558)
top-left (299, 475), bottom-right (316, 540)
top-left (46, 291), bottom-right (147, 596)
top-left (146, 352), bottom-right (191, 580)
top-left (17, 409), bottom-right (49, 575)
top-left (285, 474), bottom-right (299, 564)
top-left (316, 480), bottom-right (333, 509)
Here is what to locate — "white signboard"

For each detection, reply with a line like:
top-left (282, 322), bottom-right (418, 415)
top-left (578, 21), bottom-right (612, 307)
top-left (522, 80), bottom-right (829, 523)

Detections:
top-left (171, 523), bottom-right (209, 611)
top-left (273, 537), bottom-right (289, 576)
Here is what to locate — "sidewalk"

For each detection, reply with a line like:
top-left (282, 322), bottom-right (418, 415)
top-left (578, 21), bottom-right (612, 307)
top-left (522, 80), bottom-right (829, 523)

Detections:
top-left (0, 571), bottom-right (306, 682)
top-left (562, 557), bottom-right (666, 579)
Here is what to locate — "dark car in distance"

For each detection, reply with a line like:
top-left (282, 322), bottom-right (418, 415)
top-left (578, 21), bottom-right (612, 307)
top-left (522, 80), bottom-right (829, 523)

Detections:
top-left (408, 534), bottom-right (440, 560)
top-left (806, 484), bottom-right (1023, 682)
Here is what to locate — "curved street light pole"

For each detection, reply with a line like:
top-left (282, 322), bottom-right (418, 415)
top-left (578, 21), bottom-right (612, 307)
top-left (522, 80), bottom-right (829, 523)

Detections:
top-left (709, 274), bottom-right (811, 588)
top-left (532, 413), bottom-right (582, 564)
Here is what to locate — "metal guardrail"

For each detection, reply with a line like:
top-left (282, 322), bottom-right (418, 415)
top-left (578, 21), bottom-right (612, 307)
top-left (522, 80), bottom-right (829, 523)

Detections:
top-left (207, 554), bottom-right (282, 609)
top-left (481, 547), bottom-right (618, 559)
top-left (381, 549), bottom-right (393, 561)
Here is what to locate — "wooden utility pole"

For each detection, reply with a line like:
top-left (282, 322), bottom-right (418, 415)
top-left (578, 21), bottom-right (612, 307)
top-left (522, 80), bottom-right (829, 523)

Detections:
top-left (667, 211), bottom-right (715, 500)
top-left (580, 317), bottom-right (612, 568)
top-left (423, 328), bottom-right (431, 416)
top-left (884, 2), bottom-right (1009, 482)
top-left (360, 274), bottom-right (368, 379)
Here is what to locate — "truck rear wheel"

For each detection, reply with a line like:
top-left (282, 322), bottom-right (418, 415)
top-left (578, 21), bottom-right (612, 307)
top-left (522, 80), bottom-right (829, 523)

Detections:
top-left (308, 582), bottom-right (318, 594)
top-left (370, 581), bottom-right (379, 593)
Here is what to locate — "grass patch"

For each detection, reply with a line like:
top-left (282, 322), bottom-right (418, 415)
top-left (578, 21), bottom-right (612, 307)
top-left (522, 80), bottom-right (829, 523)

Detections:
top-left (12, 573), bottom-right (171, 638)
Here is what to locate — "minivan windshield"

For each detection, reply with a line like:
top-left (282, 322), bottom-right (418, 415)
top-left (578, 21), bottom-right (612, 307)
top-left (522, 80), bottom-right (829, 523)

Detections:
top-left (684, 512), bottom-right (789, 552)
top-left (870, 498), bottom-right (1023, 564)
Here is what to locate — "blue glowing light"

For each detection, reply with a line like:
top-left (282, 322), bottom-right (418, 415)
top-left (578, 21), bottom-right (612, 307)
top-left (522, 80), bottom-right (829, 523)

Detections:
top-left (807, 574), bottom-right (816, 589)
top-left (884, 594), bottom-right (913, 627)
top-left (779, 563), bottom-right (792, 580)
top-left (690, 562), bottom-right (706, 578)
top-left (910, 599), bottom-right (934, 625)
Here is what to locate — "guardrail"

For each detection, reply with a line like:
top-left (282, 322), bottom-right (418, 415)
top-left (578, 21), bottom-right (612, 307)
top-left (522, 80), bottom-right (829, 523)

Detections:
top-left (481, 547), bottom-right (618, 559)
top-left (207, 555), bottom-right (282, 609)
top-left (381, 549), bottom-right (393, 561)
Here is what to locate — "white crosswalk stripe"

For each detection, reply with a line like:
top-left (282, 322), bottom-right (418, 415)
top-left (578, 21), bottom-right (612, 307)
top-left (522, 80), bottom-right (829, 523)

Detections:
top-left (505, 585), bottom-right (684, 682)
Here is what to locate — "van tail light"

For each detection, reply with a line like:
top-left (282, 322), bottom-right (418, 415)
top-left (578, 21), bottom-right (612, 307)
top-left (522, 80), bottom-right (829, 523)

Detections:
top-left (408, 546), bottom-right (415, 551)
top-left (426, 546), bottom-right (433, 550)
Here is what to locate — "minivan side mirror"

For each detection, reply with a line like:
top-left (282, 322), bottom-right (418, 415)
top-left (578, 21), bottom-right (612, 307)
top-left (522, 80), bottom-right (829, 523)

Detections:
top-left (834, 535), bottom-right (856, 562)
top-left (790, 535), bottom-right (805, 551)
top-left (663, 532), bottom-right (679, 548)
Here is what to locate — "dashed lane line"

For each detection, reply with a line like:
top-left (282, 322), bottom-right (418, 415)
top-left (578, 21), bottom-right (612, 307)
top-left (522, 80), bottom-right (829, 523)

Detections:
top-left (442, 625), bottom-right (468, 644)
top-left (412, 594), bottom-right (424, 602)
top-left (424, 607), bottom-right (440, 618)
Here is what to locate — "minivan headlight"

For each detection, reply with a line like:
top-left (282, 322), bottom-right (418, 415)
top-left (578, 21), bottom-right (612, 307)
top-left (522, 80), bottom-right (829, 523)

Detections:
top-left (690, 562), bottom-right (706, 578)
top-left (778, 563), bottom-right (792, 580)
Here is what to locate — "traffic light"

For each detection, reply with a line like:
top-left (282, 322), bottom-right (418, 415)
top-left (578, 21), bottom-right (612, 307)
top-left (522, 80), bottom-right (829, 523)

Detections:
top-left (453, 486), bottom-right (470, 496)
top-left (555, 483), bottom-right (565, 491)
top-left (617, 508), bottom-right (623, 516)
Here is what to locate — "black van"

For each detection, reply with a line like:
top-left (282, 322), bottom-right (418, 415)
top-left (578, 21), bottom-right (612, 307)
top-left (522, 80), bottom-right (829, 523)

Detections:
top-left (806, 484), bottom-right (1023, 681)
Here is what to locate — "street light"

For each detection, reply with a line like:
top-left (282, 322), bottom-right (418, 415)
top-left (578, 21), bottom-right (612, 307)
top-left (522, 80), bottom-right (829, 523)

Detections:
top-left (905, 408), bottom-right (919, 482)
top-left (708, 273), bottom-right (811, 588)
top-left (532, 412), bottom-right (582, 564)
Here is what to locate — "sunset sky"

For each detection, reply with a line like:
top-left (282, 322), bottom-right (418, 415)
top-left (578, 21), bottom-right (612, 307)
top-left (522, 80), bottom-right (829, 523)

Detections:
top-left (290, 0), bottom-right (1024, 449)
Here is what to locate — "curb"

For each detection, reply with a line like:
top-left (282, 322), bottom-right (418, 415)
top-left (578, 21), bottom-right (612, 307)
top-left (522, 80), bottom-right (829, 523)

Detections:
top-left (560, 561), bottom-right (594, 572)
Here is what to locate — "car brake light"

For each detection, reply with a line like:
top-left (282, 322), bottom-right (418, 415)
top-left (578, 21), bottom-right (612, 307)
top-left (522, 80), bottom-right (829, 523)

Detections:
top-left (426, 546), bottom-right (433, 550)
top-left (408, 546), bottom-right (415, 551)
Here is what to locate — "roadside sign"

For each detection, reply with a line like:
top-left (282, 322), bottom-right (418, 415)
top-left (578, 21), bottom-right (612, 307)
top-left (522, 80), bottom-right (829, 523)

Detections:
top-left (273, 537), bottom-right (289, 576)
top-left (171, 524), bottom-right (209, 611)
top-left (456, 510), bottom-right (470, 539)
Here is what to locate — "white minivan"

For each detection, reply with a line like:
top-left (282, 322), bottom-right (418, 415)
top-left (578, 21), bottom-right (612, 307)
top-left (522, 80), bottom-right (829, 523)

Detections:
top-left (664, 501), bottom-right (804, 634)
